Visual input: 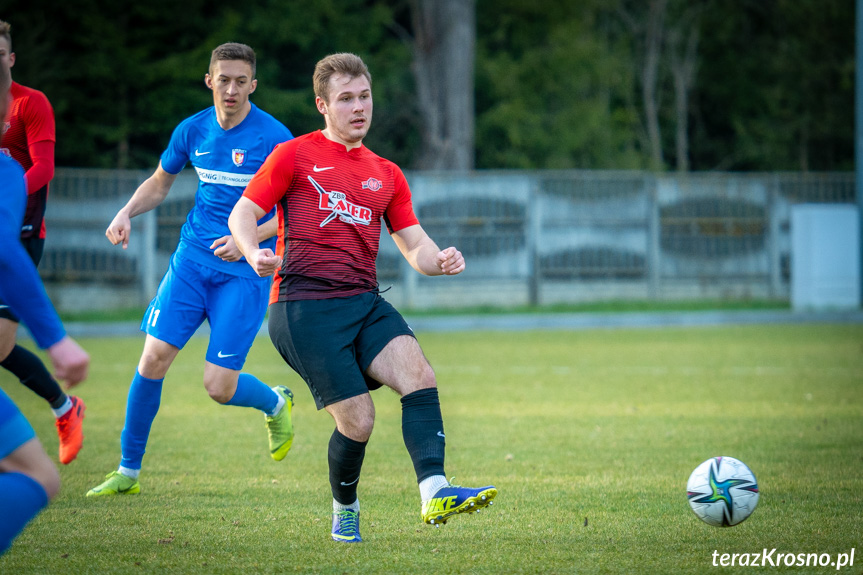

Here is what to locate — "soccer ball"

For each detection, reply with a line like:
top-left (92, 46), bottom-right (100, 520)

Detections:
top-left (686, 456), bottom-right (759, 527)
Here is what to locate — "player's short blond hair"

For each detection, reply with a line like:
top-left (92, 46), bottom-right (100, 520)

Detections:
top-left (313, 53), bottom-right (372, 104)
top-left (209, 42), bottom-right (256, 77)
top-left (0, 19), bottom-right (11, 49)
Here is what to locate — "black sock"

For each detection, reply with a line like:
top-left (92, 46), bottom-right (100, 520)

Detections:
top-left (328, 428), bottom-right (367, 505)
top-left (1, 345), bottom-right (66, 408)
top-left (401, 387), bottom-right (446, 483)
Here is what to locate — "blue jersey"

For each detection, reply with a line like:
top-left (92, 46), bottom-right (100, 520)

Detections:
top-left (160, 103), bottom-right (293, 278)
top-left (0, 155), bottom-right (65, 348)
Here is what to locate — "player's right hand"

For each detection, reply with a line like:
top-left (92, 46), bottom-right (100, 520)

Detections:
top-left (47, 336), bottom-right (90, 388)
top-left (106, 212), bottom-right (132, 249)
top-left (249, 248), bottom-right (281, 278)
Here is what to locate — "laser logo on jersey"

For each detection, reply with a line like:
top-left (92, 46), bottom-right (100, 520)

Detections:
top-left (232, 149), bottom-right (247, 167)
top-left (308, 175), bottom-right (372, 227)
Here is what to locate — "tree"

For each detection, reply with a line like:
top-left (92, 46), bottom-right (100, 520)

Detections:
top-left (474, 0), bottom-right (642, 169)
top-left (666, 2), bottom-right (706, 172)
top-left (617, 0), bottom-right (668, 172)
top-left (408, 0), bottom-right (476, 170)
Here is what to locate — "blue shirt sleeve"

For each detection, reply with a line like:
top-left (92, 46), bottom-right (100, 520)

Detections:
top-left (160, 119), bottom-right (191, 175)
top-left (0, 158), bottom-right (66, 349)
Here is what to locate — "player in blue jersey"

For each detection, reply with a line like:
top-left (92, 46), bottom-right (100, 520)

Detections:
top-left (0, 56), bottom-right (90, 555)
top-left (87, 43), bottom-right (295, 497)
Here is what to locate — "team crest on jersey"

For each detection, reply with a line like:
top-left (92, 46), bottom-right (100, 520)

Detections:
top-left (2, 121), bottom-right (9, 135)
top-left (308, 175), bottom-right (372, 227)
top-left (232, 148), bottom-right (247, 167)
top-left (362, 177), bottom-right (382, 192)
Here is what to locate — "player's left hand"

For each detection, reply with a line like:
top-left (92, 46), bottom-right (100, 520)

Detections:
top-left (210, 235), bottom-right (242, 262)
top-left (47, 336), bottom-right (90, 389)
top-left (436, 247), bottom-right (465, 275)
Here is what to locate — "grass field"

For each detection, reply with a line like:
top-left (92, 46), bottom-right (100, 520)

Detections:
top-left (1, 323), bottom-right (861, 574)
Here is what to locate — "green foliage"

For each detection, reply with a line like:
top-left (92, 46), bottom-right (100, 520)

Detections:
top-left (3, 0), bottom-right (853, 171)
top-left (693, 0), bottom-right (854, 171)
top-left (1, 324), bottom-right (861, 573)
top-left (476, 0), bottom-right (645, 169)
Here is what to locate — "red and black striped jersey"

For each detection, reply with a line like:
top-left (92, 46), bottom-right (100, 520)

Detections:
top-left (1, 82), bottom-right (55, 239)
top-left (243, 130), bottom-right (419, 302)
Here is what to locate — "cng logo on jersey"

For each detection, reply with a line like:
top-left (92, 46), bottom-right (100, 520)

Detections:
top-left (308, 175), bottom-right (372, 227)
top-left (232, 148), bottom-right (247, 167)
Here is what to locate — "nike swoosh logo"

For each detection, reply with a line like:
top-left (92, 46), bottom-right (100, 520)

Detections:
top-left (313, 165), bottom-right (334, 172)
top-left (437, 431), bottom-right (446, 438)
top-left (217, 351), bottom-right (237, 358)
top-left (340, 478), bottom-right (359, 486)
top-left (195, 149), bottom-right (211, 156)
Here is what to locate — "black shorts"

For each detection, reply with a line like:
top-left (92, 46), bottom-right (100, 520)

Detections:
top-left (268, 291), bottom-right (415, 410)
top-left (0, 238), bottom-right (45, 323)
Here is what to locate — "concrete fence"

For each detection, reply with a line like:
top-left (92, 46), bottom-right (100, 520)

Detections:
top-left (41, 168), bottom-right (855, 312)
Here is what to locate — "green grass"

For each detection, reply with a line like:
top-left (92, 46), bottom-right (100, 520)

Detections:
top-left (1, 324), bottom-right (861, 574)
top-left (58, 298), bottom-right (791, 323)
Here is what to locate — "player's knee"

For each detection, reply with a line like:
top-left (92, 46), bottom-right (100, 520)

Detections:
top-left (38, 467), bottom-right (61, 500)
top-left (138, 353), bottom-right (172, 379)
top-left (341, 414), bottom-right (374, 442)
top-left (418, 362), bottom-right (437, 389)
top-left (23, 460), bottom-right (60, 500)
top-left (0, 327), bottom-right (17, 361)
top-left (203, 381), bottom-right (233, 404)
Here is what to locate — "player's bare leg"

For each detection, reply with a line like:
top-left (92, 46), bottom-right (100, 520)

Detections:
top-left (0, 317), bottom-right (86, 464)
top-left (204, 361), bottom-right (293, 461)
top-left (367, 335), bottom-right (497, 527)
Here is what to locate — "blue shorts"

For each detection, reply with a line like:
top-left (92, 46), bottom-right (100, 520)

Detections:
top-left (267, 291), bottom-right (415, 410)
top-left (141, 253), bottom-right (269, 370)
top-left (0, 387), bottom-right (36, 460)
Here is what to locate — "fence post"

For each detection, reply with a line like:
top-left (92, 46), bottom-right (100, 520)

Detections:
top-left (647, 174), bottom-right (661, 299)
top-left (139, 210), bottom-right (158, 304)
top-left (527, 176), bottom-right (541, 306)
top-left (767, 175), bottom-right (782, 299)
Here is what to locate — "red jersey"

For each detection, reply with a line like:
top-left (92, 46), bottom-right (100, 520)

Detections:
top-left (243, 130), bottom-right (419, 303)
top-left (2, 82), bottom-right (56, 239)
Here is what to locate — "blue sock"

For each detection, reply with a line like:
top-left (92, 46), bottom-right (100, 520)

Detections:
top-left (0, 472), bottom-right (49, 555)
top-left (224, 373), bottom-right (278, 414)
top-left (120, 371), bottom-right (163, 471)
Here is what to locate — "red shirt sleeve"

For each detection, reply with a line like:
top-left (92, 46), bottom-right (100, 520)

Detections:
top-left (24, 140), bottom-right (55, 195)
top-left (243, 141), bottom-right (296, 212)
top-left (22, 88), bottom-right (55, 145)
top-left (384, 163), bottom-right (419, 233)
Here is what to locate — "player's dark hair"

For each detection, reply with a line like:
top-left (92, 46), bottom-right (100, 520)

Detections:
top-left (314, 53), bottom-right (372, 103)
top-left (210, 42), bottom-right (256, 78)
top-left (0, 19), bottom-right (11, 50)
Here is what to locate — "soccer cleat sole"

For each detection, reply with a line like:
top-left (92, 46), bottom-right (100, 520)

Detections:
top-left (425, 487), bottom-right (497, 526)
top-left (85, 472), bottom-right (141, 497)
top-left (86, 483), bottom-right (141, 497)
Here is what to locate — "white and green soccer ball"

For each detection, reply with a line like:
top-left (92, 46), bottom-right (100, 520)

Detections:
top-left (687, 456), bottom-right (760, 527)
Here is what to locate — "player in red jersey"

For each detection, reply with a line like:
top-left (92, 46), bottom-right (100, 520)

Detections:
top-left (0, 20), bottom-right (86, 465)
top-left (230, 53), bottom-right (496, 543)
